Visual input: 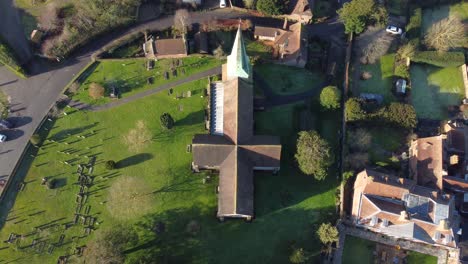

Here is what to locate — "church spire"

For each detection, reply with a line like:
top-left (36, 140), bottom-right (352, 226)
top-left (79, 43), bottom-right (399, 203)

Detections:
top-left (227, 22), bottom-right (251, 79)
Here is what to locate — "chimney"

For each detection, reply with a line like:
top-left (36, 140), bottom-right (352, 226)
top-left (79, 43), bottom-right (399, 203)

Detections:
top-left (437, 219), bottom-right (449, 231)
top-left (398, 211), bottom-right (409, 221)
top-left (283, 17), bottom-right (288, 30)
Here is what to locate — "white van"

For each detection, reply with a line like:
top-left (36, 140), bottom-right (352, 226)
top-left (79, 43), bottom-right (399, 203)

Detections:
top-left (220, 0), bottom-right (226, 8)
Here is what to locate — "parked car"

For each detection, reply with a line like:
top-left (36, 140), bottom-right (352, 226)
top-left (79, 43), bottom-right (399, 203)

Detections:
top-left (386, 25), bottom-right (402, 35)
top-left (0, 134), bottom-right (6, 142)
top-left (0, 120), bottom-right (12, 130)
top-left (219, 0), bottom-right (226, 8)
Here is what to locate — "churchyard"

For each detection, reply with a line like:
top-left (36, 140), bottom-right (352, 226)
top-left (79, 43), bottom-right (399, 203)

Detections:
top-left (0, 59), bottom-right (340, 263)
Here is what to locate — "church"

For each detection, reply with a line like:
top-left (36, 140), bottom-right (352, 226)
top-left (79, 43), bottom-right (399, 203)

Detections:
top-left (191, 25), bottom-right (282, 221)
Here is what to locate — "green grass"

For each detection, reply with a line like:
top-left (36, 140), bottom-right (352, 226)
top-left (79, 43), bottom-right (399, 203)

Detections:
top-left (358, 54), bottom-right (396, 103)
top-left (72, 56), bottom-right (222, 105)
top-left (254, 63), bottom-right (325, 95)
top-left (368, 127), bottom-right (406, 166)
top-left (410, 64), bottom-right (464, 119)
top-left (342, 235), bottom-right (375, 264)
top-left (421, 2), bottom-right (468, 35)
top-left (407, 251), bottom-right (438, 264)
top-left (0, 80), bottom-right (339, 263)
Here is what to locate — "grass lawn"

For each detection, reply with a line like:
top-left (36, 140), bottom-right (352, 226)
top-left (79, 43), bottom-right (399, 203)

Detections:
top-left (407, 251), bottom-right (438, 264)
top-left (209, 31), bottom-right (272, 61)
top-left (254, 63), bottom-right (325, 95)
top-left (359, 54), bottom-right (396, 103)
top-left (368, 127), bottom-right (406, 167)
top-left (72, 56), bottom-right (222, 105)
top-left (342, 235), bottom-right (375, 264)
top-left (410, 64), bottom-right (464, 120)
top-left (0, 80), bottom-right (338, 263)
top-left (421, 2), bottom-right (468, 35)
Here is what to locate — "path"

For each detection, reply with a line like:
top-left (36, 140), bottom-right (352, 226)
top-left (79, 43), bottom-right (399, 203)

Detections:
top-left (77, 66), bottom-right (221, 111)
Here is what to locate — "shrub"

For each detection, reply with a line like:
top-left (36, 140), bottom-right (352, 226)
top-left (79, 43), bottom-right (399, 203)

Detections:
top-left (160, 113), bottom-right (175, 129)
top-left (405, 8), bottom-right (422, 42)
top-left (243, 0), bottom-right (256, 9)
top-left (378, 102), bottom-right (417, 129)
top-left (411, 51), bottom-right (465, 67)
top-left (317, 222), bottom-right (339, 244)
top-left (105, 160), bottom-right (116, 170)
top-left (256, 0), bottom-right (286, 15)
top-left (295, 130), bottom-right (333, 180)
top-left (30, 134), bottom-right (42, 145)
top-left (319, 86), bottom-right (341, 110)
top-left (394, 63), bottom-right (409, 79)
top-left (89, 82), bottom-right (105, 99)
top-left (345, 98), bottom-right (366, 122)
top-left (289, 248), bottom-right (309, 264)
top-left (46, 178), bottom-right (57, 189)
top-left (337, 0), bottom-right (375, 34)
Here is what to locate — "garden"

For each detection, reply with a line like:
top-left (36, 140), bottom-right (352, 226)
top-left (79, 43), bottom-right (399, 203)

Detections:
top-left (358, 54), bottom-right (397, 104)
top-left (0, 77), bottom-right (340, 263)
top-left (71, 56), bottom-right (222, 105)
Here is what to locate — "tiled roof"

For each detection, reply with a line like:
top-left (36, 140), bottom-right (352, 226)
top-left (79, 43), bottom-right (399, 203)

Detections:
top-left (154, 38), bottom-right (187, 56)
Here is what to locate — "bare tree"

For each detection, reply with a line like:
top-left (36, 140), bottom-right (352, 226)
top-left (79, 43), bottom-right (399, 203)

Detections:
top-left (38, 3), bottom-right (62, 32)
top-left (174, 9), bottom-right (191, 36)
top-left (424, 16), bottom-right (465, 52)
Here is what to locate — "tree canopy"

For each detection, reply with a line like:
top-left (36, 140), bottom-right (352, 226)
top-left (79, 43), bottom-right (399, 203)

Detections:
top-left (345, 98), bottom-right (366, 122)
top-left (320, 86), bottom-right (341, 110)
top-left (289, 248), bottom-right (309, 264)
top-left (337, 0), bottom-right (377, 34)
top-left (160, 113), bottom-right (175, 129)
top-left (378, 102), bottom-right (417, 129)
top-left (295, 131), bottom-right (333, 180)
top-left (256, 0), bottom-right (285, 15)
top-left (317, 222), bottom-right (339, 245)
top-left (424, 16), bottom-right (465, 52)
top-left (83, 225), bottom-right (138, 264)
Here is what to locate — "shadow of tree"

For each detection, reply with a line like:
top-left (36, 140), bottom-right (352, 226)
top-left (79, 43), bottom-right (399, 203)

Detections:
top-left (175, 110), bottom-right (204, 127)
top-left (117, 153), bottom-right (153, 168)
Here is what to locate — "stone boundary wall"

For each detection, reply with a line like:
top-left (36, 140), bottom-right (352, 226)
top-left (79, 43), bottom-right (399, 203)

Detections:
top-left (461, 64), bottom-right (468, 99)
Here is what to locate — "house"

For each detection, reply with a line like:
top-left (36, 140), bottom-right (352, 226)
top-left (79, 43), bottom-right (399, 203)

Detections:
top-left (352, 169), bottom-right (458, 248)
top-left (191, 25), bottom-right (282, 221)
top-left (287, 0), bottom-right (312, 24)
top-left (253, 20), bottom-right (307, 68)
top-left (143, 37), bottom-right (187, 59)
top-left (409, 121), bottom-right (468, 192)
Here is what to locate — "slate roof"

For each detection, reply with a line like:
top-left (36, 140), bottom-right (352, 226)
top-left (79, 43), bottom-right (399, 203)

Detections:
top-left (352, 169), bottom-right (456, 247)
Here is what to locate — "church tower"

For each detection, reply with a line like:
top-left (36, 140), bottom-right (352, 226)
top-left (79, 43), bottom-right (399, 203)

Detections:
top-left (226, 25), bottom-right (251, 80)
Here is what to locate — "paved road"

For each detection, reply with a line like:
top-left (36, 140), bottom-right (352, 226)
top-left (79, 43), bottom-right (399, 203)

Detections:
top-left (0, 8), bottom-right (248, 195)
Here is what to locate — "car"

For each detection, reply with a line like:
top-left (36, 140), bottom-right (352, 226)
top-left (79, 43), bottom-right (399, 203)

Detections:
top-left (220, 0), bottom-right (226, 8)
top-left (0, 134), bottom-right (6, 142)
top-left (0, 120), bottom-right (12, 130)
top-left (386, 25), bottom-right (402, 35)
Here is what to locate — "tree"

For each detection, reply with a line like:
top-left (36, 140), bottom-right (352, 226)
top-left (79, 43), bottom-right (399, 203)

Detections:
top-left (397, 42), bottom-right (416, 60)
top-left (30, 134), bottom-right (41, 146)
top-left (379, 102), bottom-right (417, 129)
top-left (243, 0), bottom-right (255, 9)
top-left (256, 0), bottom-right (285, 15)
top-left (105, 160), bottom-right (116, 170)
top-left (370, 5), bottom-right (388, 28)
top-left (289, 248), bottom-right (309, 264)
top-left (347, 128), bottom-right (371, 152)
top-left (295, 131), bottom-right (333, 180)
top-left (320, 86), bottom-right (341, 110)
top-left (213, 45), bottom-right (225, 59)
top-left (83, 225), bottom-right (138, 264)
top-left (160, 113), bottom-right (175, 129)
top-left (174, 9), bottom-right (191, 36)
top-left (317, 222), bottom-right (339, 245)
top-left (345, 152), bottom-right (369, 170)
top-left (89, 82), bottom-right (105, 99)
top-left (424, 16), bottom-right (465, 52)
top-left (337, 0), bottom-right (375, 34)
top-left (345, 98), bottom-right (366, 122)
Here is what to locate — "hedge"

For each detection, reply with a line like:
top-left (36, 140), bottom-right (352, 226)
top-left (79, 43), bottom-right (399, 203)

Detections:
top-left (411, 0), bottom-right (461, 8)
top-left (405, 7), bottom-right (421, 46)
top-left (0, 37), bottom-right (26, 78)
top-left (411, 51), bottom-right (465, 67)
